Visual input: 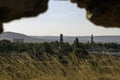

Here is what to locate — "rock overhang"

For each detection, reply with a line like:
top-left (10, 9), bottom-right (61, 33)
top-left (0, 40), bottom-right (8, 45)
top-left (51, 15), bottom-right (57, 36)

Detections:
top-left (0, 0), bottom-right (119, 33)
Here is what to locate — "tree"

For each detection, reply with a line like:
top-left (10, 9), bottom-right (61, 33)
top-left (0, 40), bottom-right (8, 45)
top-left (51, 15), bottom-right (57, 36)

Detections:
top-left (42, 42), bottom-right (53, 54)
top-left (73, 38), bottom-right (89, 57)
top-left (0, 40), bottom-right (12, 53)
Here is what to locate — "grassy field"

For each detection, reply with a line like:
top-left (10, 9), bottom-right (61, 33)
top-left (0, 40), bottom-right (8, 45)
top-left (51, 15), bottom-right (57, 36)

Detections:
top-left (0, 53), bottom-right (120, 80)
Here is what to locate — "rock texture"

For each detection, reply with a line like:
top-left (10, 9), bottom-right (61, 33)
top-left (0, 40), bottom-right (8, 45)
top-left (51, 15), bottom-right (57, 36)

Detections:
top-left (0, 0), bottom-right (49, 33)
top-left (71, 0), bottom-right (120, 27)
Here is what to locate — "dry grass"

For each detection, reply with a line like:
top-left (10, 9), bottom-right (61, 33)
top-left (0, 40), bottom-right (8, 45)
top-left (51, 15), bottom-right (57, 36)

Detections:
top-left (0, 53), bottom-right (120, 80)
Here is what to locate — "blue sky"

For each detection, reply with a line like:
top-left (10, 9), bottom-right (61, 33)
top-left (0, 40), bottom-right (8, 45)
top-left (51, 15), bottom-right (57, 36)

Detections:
top-left (4, 0), bottom-right (120, 36)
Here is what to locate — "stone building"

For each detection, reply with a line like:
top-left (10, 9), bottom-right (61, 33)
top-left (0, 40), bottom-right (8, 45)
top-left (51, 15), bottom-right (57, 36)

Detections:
top-left (13, 38), bottom-right (24, 44)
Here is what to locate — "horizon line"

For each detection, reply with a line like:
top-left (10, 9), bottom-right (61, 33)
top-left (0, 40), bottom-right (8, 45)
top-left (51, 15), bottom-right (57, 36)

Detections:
top-left (3, 31), bottom-right (120, 37)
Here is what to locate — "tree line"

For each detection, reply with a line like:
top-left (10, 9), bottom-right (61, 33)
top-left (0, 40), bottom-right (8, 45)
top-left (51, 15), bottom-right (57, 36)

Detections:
top-left (0, 39), bottom-right (119, 58)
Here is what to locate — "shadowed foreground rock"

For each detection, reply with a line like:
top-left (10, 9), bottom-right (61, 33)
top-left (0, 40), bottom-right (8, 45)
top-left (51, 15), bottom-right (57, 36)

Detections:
top-left (71, 0), bottom-right (120, 27)
top-left (0, 0), bottom-right (49, 33)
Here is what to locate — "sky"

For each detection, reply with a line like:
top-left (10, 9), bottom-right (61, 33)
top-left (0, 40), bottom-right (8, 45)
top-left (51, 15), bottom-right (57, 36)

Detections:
top-left (4, 0), bottom-right (120, 36)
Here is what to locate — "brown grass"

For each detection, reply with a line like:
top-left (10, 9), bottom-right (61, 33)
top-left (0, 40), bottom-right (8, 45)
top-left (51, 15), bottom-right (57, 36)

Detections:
top-left (0, 53), bottom-right (120, 80)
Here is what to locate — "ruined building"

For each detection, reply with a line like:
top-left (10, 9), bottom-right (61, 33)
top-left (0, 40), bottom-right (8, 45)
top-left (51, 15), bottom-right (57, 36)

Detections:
top-left (13, 38), bottom-right (24, 44)
top-left (74, 37), bottom-right (79, 48)
top-left (59, 34), bottom-right (63, 50)
top-left (91, 34), bottom-right (94, 44)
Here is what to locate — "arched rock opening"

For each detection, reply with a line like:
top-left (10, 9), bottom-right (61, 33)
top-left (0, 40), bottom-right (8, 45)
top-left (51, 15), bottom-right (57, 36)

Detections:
top-left (0, 0), bottom-right (120, 33)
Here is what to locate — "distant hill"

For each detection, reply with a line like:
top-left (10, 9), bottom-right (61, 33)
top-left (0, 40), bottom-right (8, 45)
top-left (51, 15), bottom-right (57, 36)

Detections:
top-left (0, 32), bottom-right (48, 43)
top-left (0, 32), bottom-right (120, 43)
